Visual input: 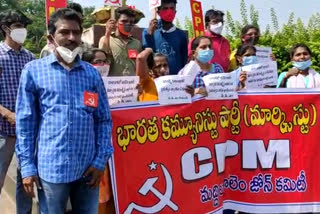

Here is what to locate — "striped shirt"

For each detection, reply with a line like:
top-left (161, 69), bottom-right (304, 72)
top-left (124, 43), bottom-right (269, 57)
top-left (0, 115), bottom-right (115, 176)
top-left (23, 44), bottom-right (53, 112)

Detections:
top-left (15, 54), bottom-right (113, 183)
top-left (0, 42), bottom-right (34, 136)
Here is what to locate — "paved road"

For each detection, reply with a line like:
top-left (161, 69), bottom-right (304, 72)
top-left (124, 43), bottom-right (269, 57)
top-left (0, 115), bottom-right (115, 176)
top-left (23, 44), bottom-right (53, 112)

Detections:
top-left (0, 186), bottom-right (16, 214)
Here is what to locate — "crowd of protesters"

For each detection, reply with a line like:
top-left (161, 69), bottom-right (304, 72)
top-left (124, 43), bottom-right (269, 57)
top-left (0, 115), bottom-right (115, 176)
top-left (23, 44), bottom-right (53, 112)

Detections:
top-left (0, 0), bottom-right (318, 213)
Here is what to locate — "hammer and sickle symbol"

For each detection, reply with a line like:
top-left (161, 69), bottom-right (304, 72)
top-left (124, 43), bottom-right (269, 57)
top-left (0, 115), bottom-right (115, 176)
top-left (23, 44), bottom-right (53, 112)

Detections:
top-left (124, 164), bottom-right (178, 214)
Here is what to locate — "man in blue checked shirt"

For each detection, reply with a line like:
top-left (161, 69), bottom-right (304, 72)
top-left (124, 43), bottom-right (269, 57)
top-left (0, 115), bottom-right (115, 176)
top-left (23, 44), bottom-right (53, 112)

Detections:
top-left (0, 10), bottom-right (36, 214)
top-left (15, 8), bottom-right (113, 213)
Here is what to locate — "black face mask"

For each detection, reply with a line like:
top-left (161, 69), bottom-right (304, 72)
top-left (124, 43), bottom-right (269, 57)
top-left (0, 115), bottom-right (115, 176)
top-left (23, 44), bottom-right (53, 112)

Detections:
top-left (245, 36), bottom-right (259, 45)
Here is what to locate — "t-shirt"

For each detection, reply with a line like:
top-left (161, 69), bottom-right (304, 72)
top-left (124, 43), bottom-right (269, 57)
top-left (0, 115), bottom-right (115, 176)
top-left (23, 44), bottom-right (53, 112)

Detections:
top-left (142, 26), bottom-right (188, 75)
top-left (99, 34), bottom-right (142, 76)
top-left (139, 76), bottom-right (158, 101)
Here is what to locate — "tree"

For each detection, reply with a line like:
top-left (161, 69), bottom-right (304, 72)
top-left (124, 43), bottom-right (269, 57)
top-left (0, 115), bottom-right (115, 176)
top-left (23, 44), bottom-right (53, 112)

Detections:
top-left (83, 6), bottom-right (95, 29)
top-left (287, 12), bottom-right (295, 26)
top-left (175, 18), bottom-right (182, 29)
top-left (240, 0), bottom-right (248, 26)
top-left (19, 0), bottom-right (47, 56)
top-left (249, 5), bottom-right (259, 27)
top-left (0, 0), bottom-right (19, 11)
top-left (270, 8), bottom-right (279, 32)
top-left (225, 0), bottom-right (320, 72)
top-left (0, 0), bottom-right (102, 56)
top-left (184, 16), bottom-right (194, 39)
top-left (225, 11), bottom-right (236, 36)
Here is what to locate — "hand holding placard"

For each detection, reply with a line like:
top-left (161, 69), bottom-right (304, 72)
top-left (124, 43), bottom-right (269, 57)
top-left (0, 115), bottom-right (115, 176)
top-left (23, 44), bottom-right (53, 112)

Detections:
top-left (244, 61), bottom-right (278, 88)
top-left (103, 76), bottom-right (139, 106)
top-left (154, 75), bottom-right (194, 105)
top-left (203, 73), bottom-right (238, 100)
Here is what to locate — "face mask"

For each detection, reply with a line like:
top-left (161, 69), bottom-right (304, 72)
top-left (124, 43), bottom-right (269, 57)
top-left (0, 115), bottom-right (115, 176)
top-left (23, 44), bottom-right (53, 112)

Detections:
top-left (244, 36), bottom-right (259, 45)
top-left (196, 49), bottom-right (214, 64)
top-left (93, 64), bottom-right (110, 76)
top-left (50, 35), bottom-right (81, 64)
top-left (118, 24), bottom-right (133, 36)
top-left (293, 59), bottom-right (312, 70)
top-left (158, 9), bottom-right (176, 22)
top-left (242, 56), bottom-right (258, 66)
top-left (210, 22), bottom-right (223, 35)
top-left (9, 28), bottom-right (27, 44)
top-left (56, 46), bottom-right (81, 64)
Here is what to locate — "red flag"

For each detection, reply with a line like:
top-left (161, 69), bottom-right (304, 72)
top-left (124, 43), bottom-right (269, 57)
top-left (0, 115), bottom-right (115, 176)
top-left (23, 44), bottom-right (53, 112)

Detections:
top-left (45, 0), bottom-right (67, 24)
top-left (190, 0), bottom-right (205, 37)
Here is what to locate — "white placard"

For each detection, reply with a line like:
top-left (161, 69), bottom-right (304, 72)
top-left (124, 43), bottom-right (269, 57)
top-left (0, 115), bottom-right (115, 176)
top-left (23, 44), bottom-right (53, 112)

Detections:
top-left (203, 73), bottom-right (238, 100)
top-left (103, 76), bottom-right (139, 106)
top-left (154, 75), bottom-right (194, 105)
top-left (149, 0), bottom-right (161, 10)
top-left (244, 61), bottom-right (278, 88)
top-left (178, 60), bottom-right (200, 83)
top-left (255, 46), bottom-right (272, 62)
top-left (104, 0), bottom-right (122, 7)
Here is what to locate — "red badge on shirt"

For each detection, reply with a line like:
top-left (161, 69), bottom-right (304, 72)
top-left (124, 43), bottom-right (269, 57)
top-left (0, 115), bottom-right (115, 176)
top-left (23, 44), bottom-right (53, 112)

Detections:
top-left (128, 49), bottom-right (138, 59)
top-left (84, 91), bottom-right (98, 108)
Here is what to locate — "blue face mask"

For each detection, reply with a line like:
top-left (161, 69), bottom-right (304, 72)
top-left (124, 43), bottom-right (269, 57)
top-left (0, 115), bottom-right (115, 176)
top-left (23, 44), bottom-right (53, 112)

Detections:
top-left (197, 49), bottom-right (214, 64)
top-left (242, 56), bottom-right (258, 66)
top-left (293, 59), bottom-right (312, 70)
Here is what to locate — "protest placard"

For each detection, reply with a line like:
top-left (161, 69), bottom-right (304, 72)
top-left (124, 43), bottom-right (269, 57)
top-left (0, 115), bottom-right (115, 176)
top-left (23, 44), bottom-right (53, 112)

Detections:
top-left (154, 75), bottom-right (194, 105)
top-left (203, 73), bottom-right (238, 100)
top-left (149, 0), bottom-right (161, 10)
top-left (102, 76), bottom-right (139, 106)
top-left (178, 60), bottom-right (200, 82)
top-left (104, 0), bottom-right (122, 7)
top-left (244, 61), bottom-right (278, 88)
top-left (255, 46), bottom-right (272, 62)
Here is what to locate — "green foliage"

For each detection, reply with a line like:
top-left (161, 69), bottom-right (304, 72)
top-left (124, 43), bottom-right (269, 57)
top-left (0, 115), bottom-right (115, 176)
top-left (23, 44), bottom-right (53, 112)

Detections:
top-left (82, 6), bottom-right (95, 29)
top-left (240, 0), bottom-right (248, 26)
top-left (249, 5), bottom-right (259, 27)
top-left (175, 19), bottom-right (182, 29)
top-left (0, 0), bottom-right (97, 57)
top-left (20, 0), bottom-right (47, 58)
top-left (270, 8), bottom-right (279, 32)
top-left (225, 1), bottom-right (320, 73)
top-left (184, 16), bottom-right (194, 39)
top-left (0, 0), bottom-right (19, 11)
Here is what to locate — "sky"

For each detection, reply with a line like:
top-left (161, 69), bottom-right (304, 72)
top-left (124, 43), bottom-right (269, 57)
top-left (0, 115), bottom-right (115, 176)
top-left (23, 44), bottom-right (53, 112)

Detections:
top-left (74, 0), bottom-right (320, 33)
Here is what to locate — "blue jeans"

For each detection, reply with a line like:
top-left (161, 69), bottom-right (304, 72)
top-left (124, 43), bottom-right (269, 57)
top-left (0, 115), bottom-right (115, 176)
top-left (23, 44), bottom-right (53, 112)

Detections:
top-left (0, 136), bottom-right (15, 193)
top-left (16, 167), bottom-right (48, 214)
top-left (16, 168), bottom-right (32, 214)
top-left (38, 177), bottom-right (99, 214)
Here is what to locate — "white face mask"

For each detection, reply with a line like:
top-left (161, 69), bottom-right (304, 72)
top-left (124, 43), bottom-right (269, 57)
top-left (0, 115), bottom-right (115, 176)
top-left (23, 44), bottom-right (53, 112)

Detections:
top-left (56, 46), bottom-right (81, 64)
top-left (94, 64), bottom-right (110, 77)
top-left (10, 28), bottom-right (27, 44)
top-left (210, 22), bottom-right (223, 35)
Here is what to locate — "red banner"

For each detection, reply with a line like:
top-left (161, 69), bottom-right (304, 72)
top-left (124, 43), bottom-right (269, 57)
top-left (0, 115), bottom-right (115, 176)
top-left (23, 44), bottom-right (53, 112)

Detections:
top-left (45, 0), bottom-right (67, 23)
top-left (190, 0), bottom-right (205, 37)
top-left (109, 90), bottom-right (320, 213)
